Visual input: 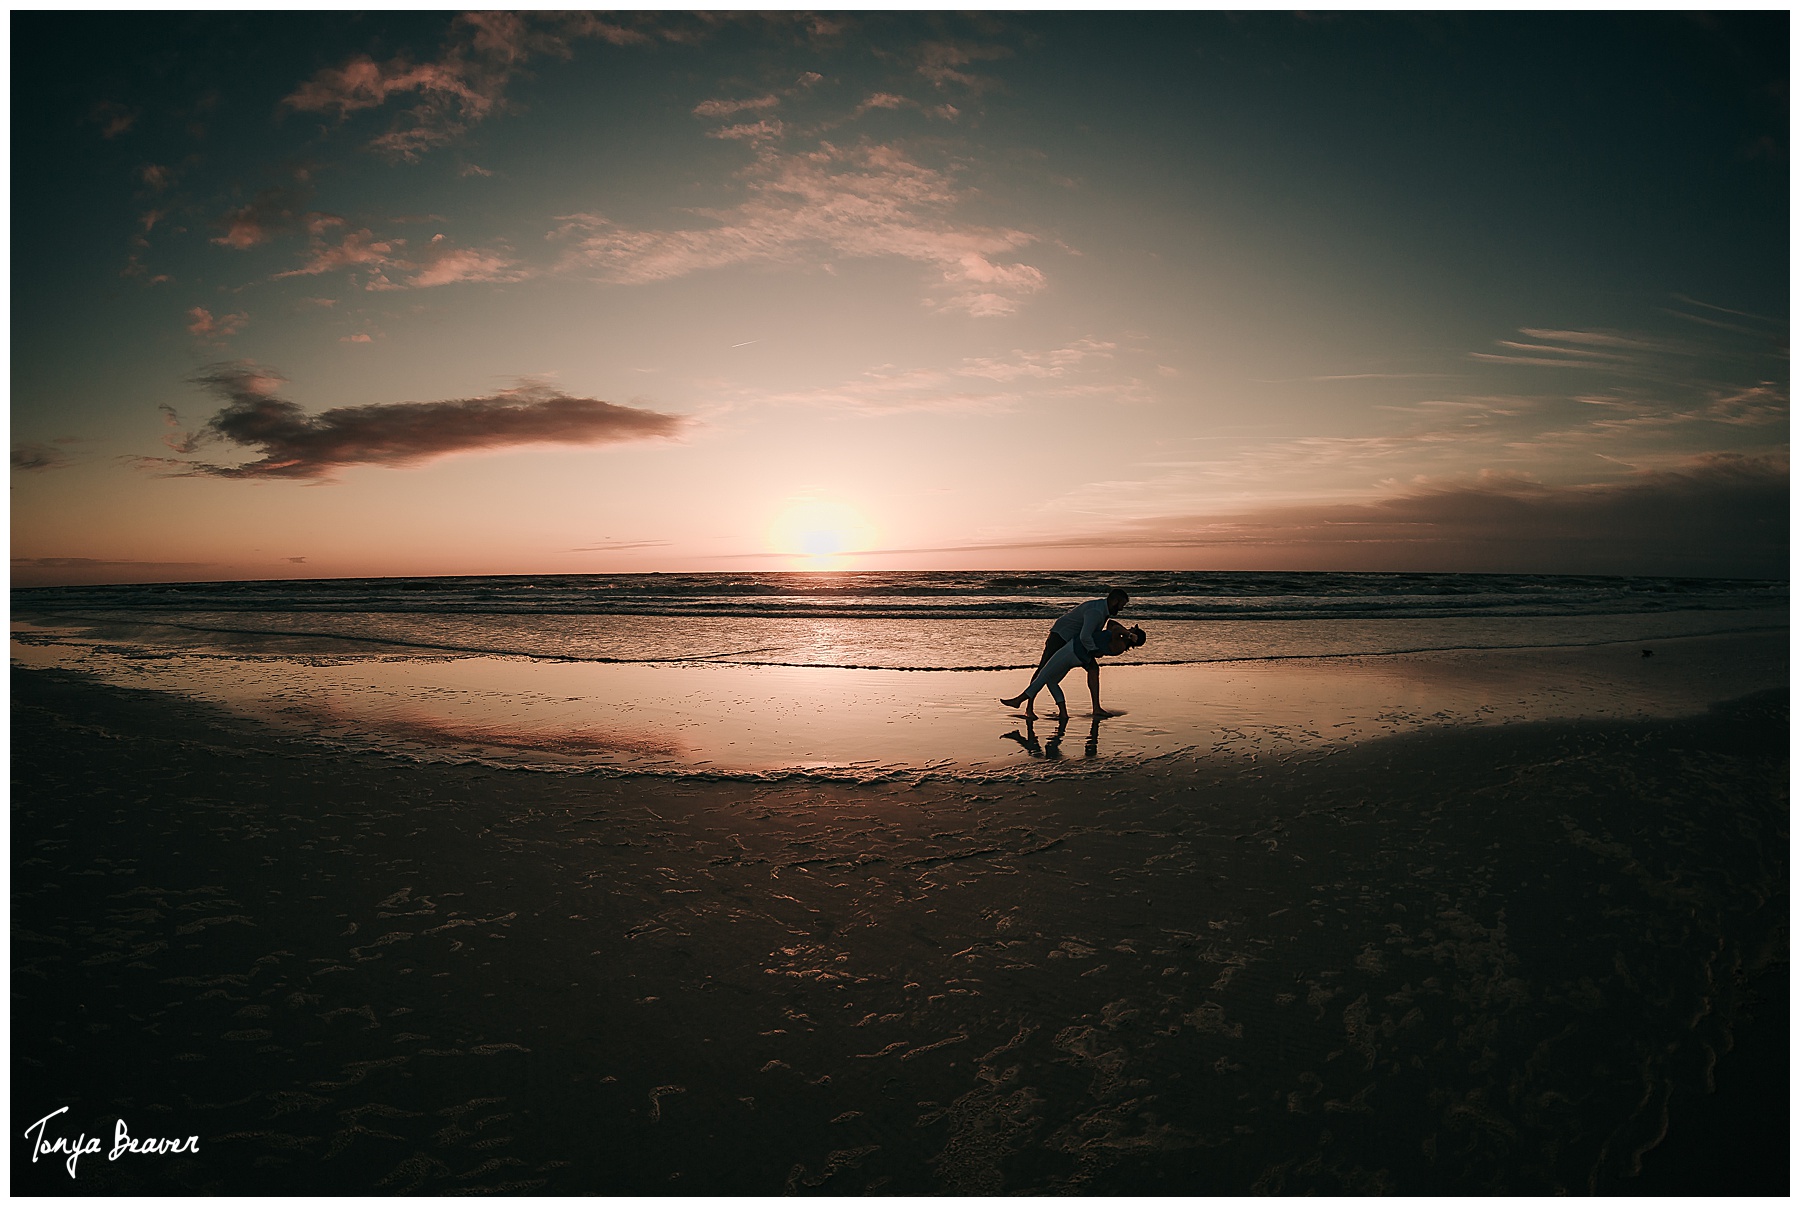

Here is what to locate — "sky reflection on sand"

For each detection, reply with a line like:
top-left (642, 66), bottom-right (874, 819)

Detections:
top-left (12, 629), bottom-right (1784, 777)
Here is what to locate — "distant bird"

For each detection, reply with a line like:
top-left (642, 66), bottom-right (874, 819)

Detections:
top-left (1641, 649), bottom-right (1654, 658)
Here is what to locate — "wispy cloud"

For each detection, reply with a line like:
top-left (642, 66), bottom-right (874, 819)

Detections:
top-left (693, 94), bottom-right (781, 118)
top-left (569, 539), bottom-right (674, 552)
top-left (915, 40), bottom-right (1011, 91)
top-left (1512, 378), bottom-right (1789, 451)
top-left (403, 243), bottom-right (524, 288)
top-left (1472, 315), bottom-right (1782, 379)
top-left (706, 119), bottom-right (785, 142)
top-left (270, 219), bottom-right (521, 290)
top-left (959, 338), bottom-right (1115, 381)
top-left (146, 362), bottom-right (686, 481)
top-left (273, 218), bottom-right (399, 278)
top-left (760, 365), bottom-right (1017, 416)
top-left (750, 338), bottom-right (1121, 415)
top-left (1447, 311), bottom-right (1790, 458)
top-left (551, 141), bottom-right (1047, 315)
top-left (1670, 293), bottom-right (1781, 325)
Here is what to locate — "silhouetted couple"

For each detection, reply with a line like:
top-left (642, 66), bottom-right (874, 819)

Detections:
top-left (1001, 588), bottom-right (1145, 720)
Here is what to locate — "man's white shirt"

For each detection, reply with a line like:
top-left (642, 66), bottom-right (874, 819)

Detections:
top-left (1049, 598), bottom-right (1110, 656)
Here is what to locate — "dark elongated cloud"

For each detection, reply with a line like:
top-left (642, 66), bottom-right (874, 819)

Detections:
top-left (1182, 454), bottom-right (1788, 578)
top-left (153, 362), bottom-right (685, 481)
top-left (12, 443), bottom-right (73, 471)
top-left (819, 455), bottom-right (1788, 579)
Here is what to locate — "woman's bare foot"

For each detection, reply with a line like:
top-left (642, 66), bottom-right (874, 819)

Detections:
top-left (1000, 695), bottom-right (1025, 708)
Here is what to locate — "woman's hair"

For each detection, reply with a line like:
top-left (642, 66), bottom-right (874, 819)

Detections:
top-left (1127, 625), bottom-right (1146, 647)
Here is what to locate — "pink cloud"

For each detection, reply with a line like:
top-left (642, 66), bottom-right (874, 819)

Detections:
top-left (268, 220), bottom-right (519, 291)
top-left (407, 246), bottom-right (523, 288)
top-left (283, 56), bottom-right (487, 120)
top-left (278, 14), bottom-right (833, 159)
top-left (551, 142), bottom-right (1047, 316)
top-left (281, 46), bottom-right (505, 162)
top-left (92, 100), bottom-right (137, 138)
top-left (693, 94), bottom-right (781, 118)
top-left (843, 91), bottom-right (959, 124)
top-left (278, 13), bottom-right (660, 160)
top-left (341, 334), bottom-right (374, 344)
top-left (212, 185), bottom-right (309, 249)
top-left (186, 307), bottom-right (249, 342)
top-left (706, 119), bottom-right (785, 142)
top-left (274, 225), bottom-right (400, 278)
top-left (120, 251), bottom-right (171, 285)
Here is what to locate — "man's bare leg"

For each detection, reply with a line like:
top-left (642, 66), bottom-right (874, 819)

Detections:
top-left (1087, 666), bottom-right (1119, 718)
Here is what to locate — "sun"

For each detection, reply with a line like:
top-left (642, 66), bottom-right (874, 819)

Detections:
top-left (770, 496), bottom-right (878, 568)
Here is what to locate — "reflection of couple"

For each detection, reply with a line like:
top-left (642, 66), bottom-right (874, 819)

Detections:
top-left (1000, 712), bottom-right (1105, 760)
top-left (1001, 589), bottom-right (1146, 720)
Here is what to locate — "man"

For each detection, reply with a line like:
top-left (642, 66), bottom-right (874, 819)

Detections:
top-left (1001, 588), bottom-right (1129, 716)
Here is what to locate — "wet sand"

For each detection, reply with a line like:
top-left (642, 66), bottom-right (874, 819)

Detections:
top-left (11, 665), bottom-right (1788, 1195)
top-left (11, 625), bottom-right (1786, 774)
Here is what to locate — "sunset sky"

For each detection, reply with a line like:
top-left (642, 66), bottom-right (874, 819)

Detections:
top-left (11, 11), bottom-right (1789, 585)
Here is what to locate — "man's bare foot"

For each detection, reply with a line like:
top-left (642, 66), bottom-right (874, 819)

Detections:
top-left (1000, 695), bottom-right (1024, 708)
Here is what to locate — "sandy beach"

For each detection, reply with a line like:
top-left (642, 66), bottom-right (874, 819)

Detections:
top-left (12, 648), bottom-right (1787, 1194)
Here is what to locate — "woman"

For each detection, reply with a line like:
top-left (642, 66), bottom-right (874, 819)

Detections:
top-left (1001, 620), bottom-right (1145, 720)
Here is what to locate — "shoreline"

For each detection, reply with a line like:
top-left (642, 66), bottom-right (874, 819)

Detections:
top-left (12, 665), bottom-right (1788, 1194)
top-left (12, 605), bottom-right (1789, 670)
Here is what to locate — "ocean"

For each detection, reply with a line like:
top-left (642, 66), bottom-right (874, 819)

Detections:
top-left (12, 571), bottom-right (1788, 776)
